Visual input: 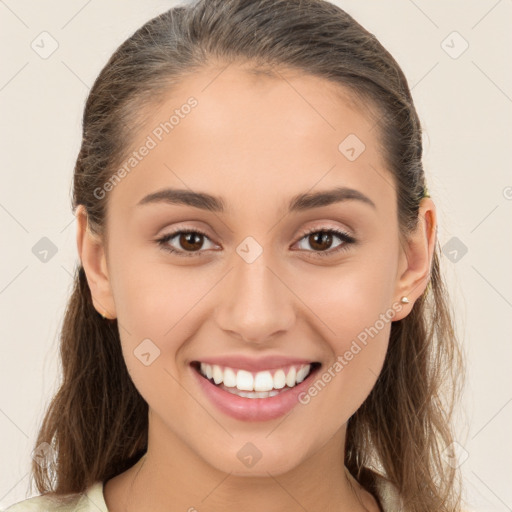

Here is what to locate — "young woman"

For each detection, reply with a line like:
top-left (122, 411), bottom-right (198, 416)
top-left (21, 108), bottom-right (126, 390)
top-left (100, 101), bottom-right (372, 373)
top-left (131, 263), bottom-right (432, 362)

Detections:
top-left (7, 0), bottom-right (466, 511)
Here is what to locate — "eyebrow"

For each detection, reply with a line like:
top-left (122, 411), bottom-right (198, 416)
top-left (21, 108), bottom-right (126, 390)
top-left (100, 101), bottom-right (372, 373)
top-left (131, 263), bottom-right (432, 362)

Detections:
top-left (136, 186), bottom-right (376, 213)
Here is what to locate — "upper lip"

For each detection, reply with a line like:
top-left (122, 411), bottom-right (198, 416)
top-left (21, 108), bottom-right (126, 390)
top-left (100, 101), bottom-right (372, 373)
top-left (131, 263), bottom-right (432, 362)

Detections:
top-left (191, 355), bottom-right (320, 372)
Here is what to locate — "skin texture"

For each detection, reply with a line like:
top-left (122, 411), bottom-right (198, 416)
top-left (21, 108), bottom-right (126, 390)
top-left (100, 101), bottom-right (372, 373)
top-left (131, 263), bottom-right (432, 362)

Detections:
top-left (76, 64), bottom-right (436, 512)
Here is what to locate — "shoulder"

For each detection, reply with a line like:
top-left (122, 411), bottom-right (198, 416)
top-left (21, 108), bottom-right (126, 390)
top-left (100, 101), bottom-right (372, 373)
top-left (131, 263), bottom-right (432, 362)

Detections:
top-left (371, 471), bottom-right (474, 512)
top-left (3, 482), bottom-right (107, 512)
top-left (371, 472), bottom-right (403, 511)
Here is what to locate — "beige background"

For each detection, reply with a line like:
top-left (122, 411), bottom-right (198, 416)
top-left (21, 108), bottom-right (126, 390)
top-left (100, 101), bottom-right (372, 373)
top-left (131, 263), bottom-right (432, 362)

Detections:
top-left (1, 0), bottom-right (511, 510)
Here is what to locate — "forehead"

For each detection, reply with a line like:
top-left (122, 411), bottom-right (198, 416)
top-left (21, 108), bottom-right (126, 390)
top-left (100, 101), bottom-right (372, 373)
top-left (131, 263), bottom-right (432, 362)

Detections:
top-left (107, 64), bottom-right (393, 217)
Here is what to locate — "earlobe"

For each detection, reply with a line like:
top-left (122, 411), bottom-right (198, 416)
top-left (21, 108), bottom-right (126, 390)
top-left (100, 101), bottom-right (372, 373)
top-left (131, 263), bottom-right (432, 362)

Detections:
top-left (75, 205), bottom-right (117, 319)
top-left (393, 198), bottom-right (437, 321)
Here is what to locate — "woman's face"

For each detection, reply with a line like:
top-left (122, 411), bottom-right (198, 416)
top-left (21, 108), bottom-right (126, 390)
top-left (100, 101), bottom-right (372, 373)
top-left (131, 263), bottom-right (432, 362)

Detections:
top-left (78, 64), bottom-right (435, 476)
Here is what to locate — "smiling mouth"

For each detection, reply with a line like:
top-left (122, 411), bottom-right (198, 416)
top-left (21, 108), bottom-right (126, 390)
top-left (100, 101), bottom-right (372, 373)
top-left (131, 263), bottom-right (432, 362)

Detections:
top-left (190, 361), bottom-right (322, 398)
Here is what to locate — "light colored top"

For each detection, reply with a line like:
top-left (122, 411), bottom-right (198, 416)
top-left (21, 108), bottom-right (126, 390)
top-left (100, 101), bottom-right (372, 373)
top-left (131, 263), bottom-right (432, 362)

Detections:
top-left (3, 475), bottom-right (403, 511)
top-left (3, 481), bottom-right (107, 511)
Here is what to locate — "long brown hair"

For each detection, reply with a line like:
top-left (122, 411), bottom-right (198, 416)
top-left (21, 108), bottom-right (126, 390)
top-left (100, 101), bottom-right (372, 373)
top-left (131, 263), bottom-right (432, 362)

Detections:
top-left (31, 1), bottom-right (465, 510)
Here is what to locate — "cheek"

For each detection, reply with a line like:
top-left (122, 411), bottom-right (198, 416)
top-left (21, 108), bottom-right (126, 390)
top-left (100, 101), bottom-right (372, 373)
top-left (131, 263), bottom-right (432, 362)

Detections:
top-left (298, 284), bottom-right (392, 427)
top-left (112, 262), bottom-right (206, 419)
top-left (299, 333), bottom-right (389, 430)
top-left (111, 244), bottom-right (212, 338)
top-left (291, 263), bottom-right (395, 420)
top-left (110, 253), bottom-right (218, 393)
top-left (293, 255), bottom-right (396, 345)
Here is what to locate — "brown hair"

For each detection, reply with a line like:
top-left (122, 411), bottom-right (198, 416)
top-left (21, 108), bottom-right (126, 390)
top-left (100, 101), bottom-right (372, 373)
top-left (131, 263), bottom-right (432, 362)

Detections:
top-left (31, 1), bottom-right (465, 510)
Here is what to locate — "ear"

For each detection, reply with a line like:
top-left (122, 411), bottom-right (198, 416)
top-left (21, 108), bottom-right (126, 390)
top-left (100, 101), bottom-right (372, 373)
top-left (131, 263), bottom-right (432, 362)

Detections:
top-left (75, 205), bottom-right (117, 319)
top-left (392, 197), bottom-right (437, 321)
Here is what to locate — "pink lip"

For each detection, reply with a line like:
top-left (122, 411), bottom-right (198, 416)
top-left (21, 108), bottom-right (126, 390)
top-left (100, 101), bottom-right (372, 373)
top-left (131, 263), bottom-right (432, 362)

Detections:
top-left (191, 355), bottom-right (318, 372)
top-left (190, 363), bottom-right (321, 422)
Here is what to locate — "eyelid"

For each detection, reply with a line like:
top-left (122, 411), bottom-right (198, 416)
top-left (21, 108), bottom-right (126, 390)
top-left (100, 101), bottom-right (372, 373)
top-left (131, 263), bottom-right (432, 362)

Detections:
top-left (295, 222), bottom-right (354, 240)
top-left (156, 223), bottom-right (356, 257)
top-left (156, 226), bottom-right (218, 257)
top-left (292, 225), bottom-right (356, 257)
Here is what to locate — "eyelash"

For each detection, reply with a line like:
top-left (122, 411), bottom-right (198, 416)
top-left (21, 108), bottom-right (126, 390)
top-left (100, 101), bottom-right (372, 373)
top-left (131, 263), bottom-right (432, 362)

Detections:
top-left (156, 226), bottom-right (356, 259)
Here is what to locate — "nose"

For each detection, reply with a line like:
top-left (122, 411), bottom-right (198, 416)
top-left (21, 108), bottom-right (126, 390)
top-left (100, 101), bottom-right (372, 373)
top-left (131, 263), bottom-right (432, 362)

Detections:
top-left (214, 251), bottom-right (296, 345)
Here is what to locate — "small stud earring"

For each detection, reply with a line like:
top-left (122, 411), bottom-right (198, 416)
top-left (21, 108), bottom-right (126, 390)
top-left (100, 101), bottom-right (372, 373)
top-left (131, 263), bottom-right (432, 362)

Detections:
top-left (400, 296), bottom-right (410, 304)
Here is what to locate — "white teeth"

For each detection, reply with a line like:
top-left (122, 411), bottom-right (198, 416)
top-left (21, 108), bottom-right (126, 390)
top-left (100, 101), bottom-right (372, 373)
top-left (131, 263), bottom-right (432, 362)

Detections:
top-left (296, 365), bottom-right (310, 384)
top-left (223, 367), bottom-right (237, 387)
top-left (285, 366), bottom-right (296, 387)
top-left (212, 365), bottom-right (223, 385)
top-left (236, 370), bottom-right (254, 391)
top-left (221, 384), bottom-right (281, 398)
top-left (198, 362), bottom-right (313, 392)
top-left (273, 369), bottom-right (286, 389)
top-left (254, 371), bottom-right (274, 391)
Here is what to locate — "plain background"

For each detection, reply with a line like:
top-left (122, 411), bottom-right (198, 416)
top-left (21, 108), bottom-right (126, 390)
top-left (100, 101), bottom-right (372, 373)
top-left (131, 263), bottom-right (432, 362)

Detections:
top-left (0, 0), bottom-right (511, 510)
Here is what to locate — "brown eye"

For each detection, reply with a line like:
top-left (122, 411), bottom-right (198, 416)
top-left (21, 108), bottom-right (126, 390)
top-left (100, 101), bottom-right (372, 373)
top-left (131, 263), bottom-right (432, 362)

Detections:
top-left (308, 231), bottom-right (334, 251)
top-left (156, 229), bottom-right (216, 257)
top-left (178, 232), bottom-right (204, 251)
top-left (156, 226), bottom-right (356, 258)
top-left (295, 228), bottom-right (356, 257)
